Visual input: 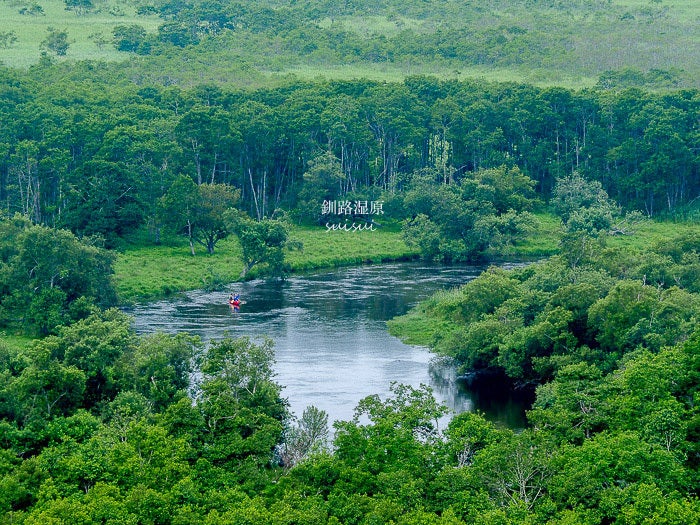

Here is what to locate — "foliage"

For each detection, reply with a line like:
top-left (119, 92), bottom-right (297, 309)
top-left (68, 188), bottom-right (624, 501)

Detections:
top-left (552, 173), bottom-right (616, 224)
top-left (400, 166), bottom-right (538, 261)
top-left (391, 233), bottom-right (700, 387)
top-left (279, 405), bottom-right (330, 468)
top-left (112, 24), bottom-right (150, 54)
top-left (0, 74), bottom-right (697, 251)
top-left (296, 151), bottom-right (346, 224)
top-left (64, 0), bottom-right (93, 16)
top-left (196, 336), bottom-right (287, 472)
top-left (159, 176), bottom-right (240, 255)
top-left (3, 0), bottom-right (700, 88)
top-left (0, 31), bottom-right (18, 49)
top-left (0, 215), bottom-right (117, 335)
top-left (226, 210), bottom-right (293, 279)
top-left (40, 27), bottom-right (69, 56)
top-left (0, 0), bottom-right (698, 520)
top-left (61, 160), bottom-right (145, 246)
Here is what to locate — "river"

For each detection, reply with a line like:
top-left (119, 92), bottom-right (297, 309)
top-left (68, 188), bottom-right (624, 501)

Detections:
top-left (128, 262), bottom-right (532, 429)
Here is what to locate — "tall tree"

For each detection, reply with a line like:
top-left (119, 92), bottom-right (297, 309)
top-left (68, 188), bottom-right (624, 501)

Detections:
top-left (197, 336), bottom-right (287, 470)
top-left (226, 210), bottom-right (292, 278)
top-left (0, 216), bottom-right (116, 335)
top-left (159, 176), bottom-right (239, 255)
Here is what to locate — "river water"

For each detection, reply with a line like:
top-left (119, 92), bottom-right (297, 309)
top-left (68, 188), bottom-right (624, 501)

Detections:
top-left (128, 262), bottom-right (532, 429)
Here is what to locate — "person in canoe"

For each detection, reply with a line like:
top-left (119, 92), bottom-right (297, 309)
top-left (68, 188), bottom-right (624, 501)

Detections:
top-left (229, 293), bottom-right (242, 312)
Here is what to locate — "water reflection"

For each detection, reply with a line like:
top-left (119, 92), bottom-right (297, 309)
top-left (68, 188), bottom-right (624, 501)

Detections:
top-left (128, 262), bottom-right (531, 429)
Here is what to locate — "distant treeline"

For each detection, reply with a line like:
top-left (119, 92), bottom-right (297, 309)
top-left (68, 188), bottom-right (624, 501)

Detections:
top-left (115, 0), bottom-right (699, 88)
top-left (0, 69), bottom-right (698, 244)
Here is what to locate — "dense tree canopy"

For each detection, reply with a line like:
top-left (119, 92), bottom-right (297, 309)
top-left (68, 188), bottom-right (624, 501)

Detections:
top-left (0, 213), bottom-right (698, 523)
top-left (0, 72), bottom-right (697, 256)
top-left (0, 215), bottom-right (116, 336)
top-left (390, 232), bottom-right (700, 385)
top-left (1, 323), bottom-right (697, 523)
top-left (158, 176), bottom-right (240, 255)
top-left (0, 8), bottom-right (698, 519)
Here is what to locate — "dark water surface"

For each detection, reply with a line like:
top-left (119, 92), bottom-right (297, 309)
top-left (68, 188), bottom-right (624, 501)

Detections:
top-left (128, 262), bottom-right (531, 428)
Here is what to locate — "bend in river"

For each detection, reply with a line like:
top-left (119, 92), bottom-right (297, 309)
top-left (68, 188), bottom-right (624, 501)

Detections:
top-left (128, 262), bottom-right (532, 429)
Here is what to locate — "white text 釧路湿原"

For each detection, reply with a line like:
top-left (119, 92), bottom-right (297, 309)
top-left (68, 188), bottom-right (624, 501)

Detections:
top-left (321, 200), bottom-right (384, 216)
top-left (321, 200), bottom-right (383, 232)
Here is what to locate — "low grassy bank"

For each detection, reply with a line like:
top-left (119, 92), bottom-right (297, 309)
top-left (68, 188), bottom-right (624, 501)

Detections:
top-left (113, 237), bottom-right (244, 302)
top-left (114, 215), bottom-right (697, 304)
top-left (604, 218), bottom-right (700, 250)
top-left (282, 223), bottom-right (418, 271)
top-left (114, 215), bottom-right (560, 303)
top-left (0, 332), bottom-right (32, 353)
top-left (386, 286), bottom-right (467, 348)
top-left (113, 224), bottom-right (419, 303)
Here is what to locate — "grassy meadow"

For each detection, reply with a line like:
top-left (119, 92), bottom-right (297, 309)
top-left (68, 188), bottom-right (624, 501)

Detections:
top-left (113, 236), bottom-right (245, 303)
top-left (0, 331), bottom-right (32, 353)
top-left (605, 218), bottom-right (700, 251)
top-left (276, 63), bottom-right (598, 90)
top-left (113, 224), bottom-right (419, 303)
top-left (0, 0), bottom-right (160, 67)
top-left (1, 0), bottom-right (698, 89)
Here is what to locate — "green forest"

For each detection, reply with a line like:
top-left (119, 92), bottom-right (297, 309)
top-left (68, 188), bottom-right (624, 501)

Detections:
top-left (1, 0), bottom-right (699, 522)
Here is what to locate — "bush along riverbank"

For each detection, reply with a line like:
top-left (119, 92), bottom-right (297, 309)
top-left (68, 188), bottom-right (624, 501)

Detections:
top-left (385, 230), bottom-right (700, 522)
top-left (389, 230), bottom-right (700, 385)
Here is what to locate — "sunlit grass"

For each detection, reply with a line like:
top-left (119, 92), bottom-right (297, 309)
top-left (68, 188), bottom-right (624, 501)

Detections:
top-left (508, 212), bottom-right (562, 257)
top-left (113, 225), bottom-right (417, 302)
top-left (114, 236), bottom-right (245, 303)
top-left (0, 0), bottom-right (160, 67)
top-left (386, 307), bottom-right (452, 346)
top-left (285, 223), bottom-right (417, 272)
top-left (606, 218), bottom-right (700, 251)
top-left (514, 212), bottom-right (700, 256)
top-left (270, 64), bottom-right (598, 90)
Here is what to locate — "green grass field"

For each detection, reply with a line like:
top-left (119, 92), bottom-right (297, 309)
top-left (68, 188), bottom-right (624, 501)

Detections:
top-left (605, 217), bottom-right (700, 251)
top-left (113, 236), bottom-right (245, 303)
top-left (113, 224), bottom-right (419, 303)
top-left (0, 331), bottom-right (32, 352)
top-left (0, 0), bottom-right (159, 67)
top-left (275, 64), bottom-right (598, 90)
top-left (504, 212), bottom-right (562, 257)
top-left (2, 0), bottom-right (698, 89)
top-left (510, 212), bottom-right (700, 257)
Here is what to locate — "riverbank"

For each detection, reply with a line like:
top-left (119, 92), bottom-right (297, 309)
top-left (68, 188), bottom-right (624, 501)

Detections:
top-left (113, 214), bottom-right (696, 303)
top-left (127, 261), bottom-right (535, 427)
top-left (113, 224), bottom-right (420, 302)
top-left (387, 216), bottom-right (700, 375)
